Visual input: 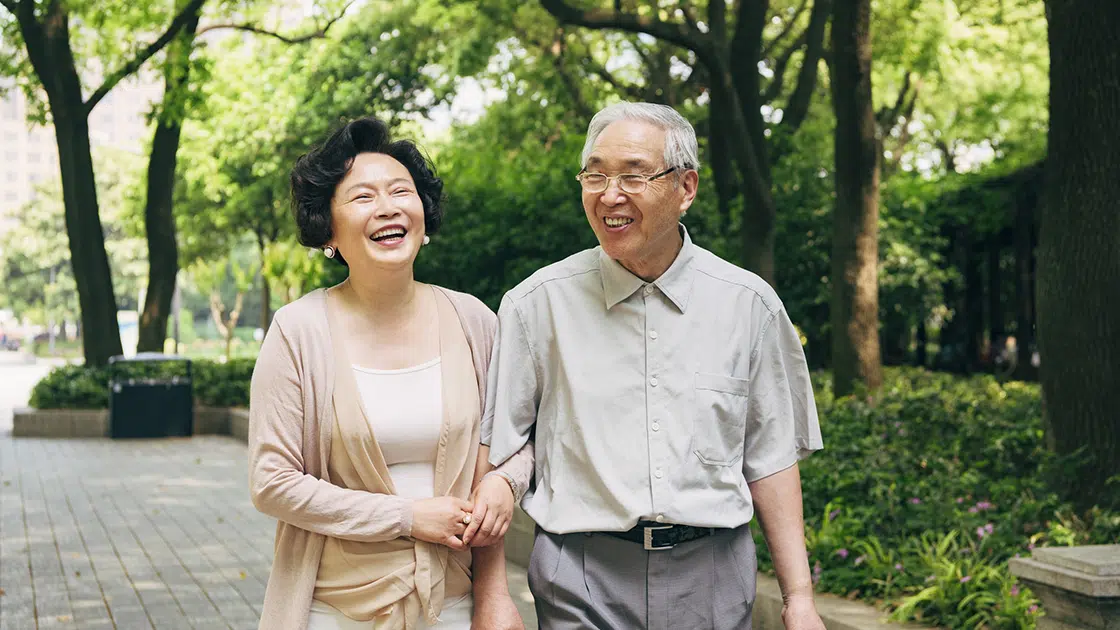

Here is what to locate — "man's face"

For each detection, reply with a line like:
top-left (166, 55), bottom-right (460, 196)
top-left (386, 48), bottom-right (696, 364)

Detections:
top-left (581, 119), bottom-right (697, 280)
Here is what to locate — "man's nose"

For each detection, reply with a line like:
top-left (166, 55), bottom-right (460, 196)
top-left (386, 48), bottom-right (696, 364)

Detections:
top-left (599, 179), bottom-right (628, 206)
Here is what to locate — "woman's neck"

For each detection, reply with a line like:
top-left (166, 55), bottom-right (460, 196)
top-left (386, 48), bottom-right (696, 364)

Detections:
top-left (342, 267), bottom-right (420, 323)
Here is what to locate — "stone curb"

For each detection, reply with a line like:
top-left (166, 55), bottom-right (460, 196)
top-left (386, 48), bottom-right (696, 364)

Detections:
top-left (12, 406), bottom-right (247, 439)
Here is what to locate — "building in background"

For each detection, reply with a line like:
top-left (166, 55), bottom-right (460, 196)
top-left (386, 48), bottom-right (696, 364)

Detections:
top-left (0, 78), bottom-right (162, 223)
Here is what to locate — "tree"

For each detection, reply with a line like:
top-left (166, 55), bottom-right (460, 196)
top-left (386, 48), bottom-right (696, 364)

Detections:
top-left (1037, 0), bottom-right (1120, 508)
top-left (829, 0), bottom-right (882, 395)
top-left (1, 0), bottom-right (206, 365)
top-left (135, 0), bottom-right (351, 349)
top-left (538, 0), bottom-right (831, 284)
top-left (188, 251), bottom-right (257, 361)
top-left (136, 0), bottom-right (203, 353)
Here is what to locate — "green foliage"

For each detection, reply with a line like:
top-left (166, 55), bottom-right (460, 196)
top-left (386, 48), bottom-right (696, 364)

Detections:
top-left (192, 357), bottom-right (255, 407)
top-left (29, 357), bottom-right (256, 409)
top-left (752, 368), bottom-right (1120, 628)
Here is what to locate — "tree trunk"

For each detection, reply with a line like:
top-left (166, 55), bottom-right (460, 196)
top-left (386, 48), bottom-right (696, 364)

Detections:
top-left (829, 0), bottom-right (882, 396)
top-left (54, 110), bottom-right (124, 366)
top-left (708, 91), bottom-right (737, 231)
top-left (915, 314), bottom-right (928, 367)
top-left (987, 233), bottom-right (1005, 358)
top-left (19, 5), bottom-right (126, 366)
top-left (1013, 195), bottom-right (1037, 380)
top-left (965, 235), bottom-right (984, 371)
top-left (1038, 0), bottom-right (1120, 508)
top-left (137, 5), bottom-right (202, 353)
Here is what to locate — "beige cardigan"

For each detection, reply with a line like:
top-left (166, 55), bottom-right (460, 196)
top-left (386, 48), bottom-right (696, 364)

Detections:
top-left (249, 285), bottom-right (531, 629)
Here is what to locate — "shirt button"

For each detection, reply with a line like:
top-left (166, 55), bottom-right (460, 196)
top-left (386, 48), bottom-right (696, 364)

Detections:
top-left (655, 468), bottom-right (663, 479)
top-left (648, 330), bottom-right (658, 340)
top-left (655, 514), bottom-right (665, 523)
top-left (651, 422), bottom-right (660, 432)
top-left (649, 377), bottom-right (659, 387)
top-left (644, 285), bottom-right (654, 296)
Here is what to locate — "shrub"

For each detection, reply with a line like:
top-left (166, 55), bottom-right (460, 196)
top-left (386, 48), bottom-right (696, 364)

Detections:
top-left (752, 367), bottom-right (1120, 629)
top-left (29, 358), bottom-right (255, 409)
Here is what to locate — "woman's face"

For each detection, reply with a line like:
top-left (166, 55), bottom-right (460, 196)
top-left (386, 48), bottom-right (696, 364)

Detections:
top-left (328, 152), bottom-right (427, 274)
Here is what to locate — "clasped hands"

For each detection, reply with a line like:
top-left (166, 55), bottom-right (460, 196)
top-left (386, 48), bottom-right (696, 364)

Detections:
top-left (409, 475), bottom-right (515, 550)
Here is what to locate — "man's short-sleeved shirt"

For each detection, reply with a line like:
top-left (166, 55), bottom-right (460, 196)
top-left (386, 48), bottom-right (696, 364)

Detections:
top-left (483, 226), bottom-right (823, 534)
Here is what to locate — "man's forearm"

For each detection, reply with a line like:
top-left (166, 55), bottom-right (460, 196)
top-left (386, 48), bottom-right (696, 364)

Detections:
top-left (748, 463), bottom-right (815, 600)
top-left (472, 541), bottom-right (511, 600)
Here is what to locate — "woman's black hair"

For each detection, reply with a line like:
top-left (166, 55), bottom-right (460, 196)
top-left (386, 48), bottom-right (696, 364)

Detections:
top-left (290, 117), bottom-right (444, 266)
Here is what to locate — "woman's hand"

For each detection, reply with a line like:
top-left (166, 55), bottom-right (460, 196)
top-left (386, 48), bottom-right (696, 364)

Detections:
top-left (462, 474), bottom-right (515, 547)
top-left (411, 496), bottom-right (473, 550)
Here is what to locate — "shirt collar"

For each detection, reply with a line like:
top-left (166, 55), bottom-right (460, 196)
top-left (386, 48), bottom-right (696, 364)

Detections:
top-left (599, 224), bottom-right (695, 312)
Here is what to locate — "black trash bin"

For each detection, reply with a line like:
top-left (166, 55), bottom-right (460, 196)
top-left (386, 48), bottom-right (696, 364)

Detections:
top-left (108, 353), bottom-right (194, 438)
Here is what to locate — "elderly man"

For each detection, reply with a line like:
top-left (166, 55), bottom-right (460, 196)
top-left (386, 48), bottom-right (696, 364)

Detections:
top-left (482, 102), bottom-right (825, 630)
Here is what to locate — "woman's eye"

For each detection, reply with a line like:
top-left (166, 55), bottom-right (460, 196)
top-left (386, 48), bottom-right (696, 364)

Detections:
top-left (392, 189), bottom-right (411, 196)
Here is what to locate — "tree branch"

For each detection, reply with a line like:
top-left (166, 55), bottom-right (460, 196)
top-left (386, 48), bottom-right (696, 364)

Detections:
top-left (83, 0), bottom-right (207, 116)
top-left (760, 0), bottom-right (809, 60)
top-left (196, 0), bottom-right (354, 43)
top-left (539, 0), bottom-right (711, 61)
top-left (878, 70), bottom-right (913, 129)
top-left (761, 31), bottom-right (806, 104)
top-left (780, 0), bottom-right (830, 130)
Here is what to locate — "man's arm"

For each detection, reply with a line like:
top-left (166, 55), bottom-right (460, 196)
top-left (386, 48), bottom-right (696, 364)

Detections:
top-left (470, 445), bottom-right (524, 630)
top-left (748, 464), bottom-right (819, 615)
top-left (743, 303), bottom-right (825, 629)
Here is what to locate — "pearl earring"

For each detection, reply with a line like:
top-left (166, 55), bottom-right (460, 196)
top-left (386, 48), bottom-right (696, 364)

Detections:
top-left (422, 236), bottom-right (431, 245)
top-left (323, 246), bottom-right (335, 258)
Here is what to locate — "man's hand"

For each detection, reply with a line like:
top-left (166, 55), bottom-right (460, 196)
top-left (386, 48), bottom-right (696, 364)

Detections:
top-left (463, 474), bottom-right (515, 547)
top-left (781, 594), bottom-right (825, 630)
top-left (472, 593), bottom-right (525, 630)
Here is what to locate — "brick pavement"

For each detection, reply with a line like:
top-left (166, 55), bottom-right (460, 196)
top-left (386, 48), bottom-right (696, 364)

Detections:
top-left (0, 435), bottom-right (537, 630)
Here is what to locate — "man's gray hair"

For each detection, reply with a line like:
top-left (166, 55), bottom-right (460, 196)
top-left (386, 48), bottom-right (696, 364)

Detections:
top-left (580, 102), bottom-right (701, 172)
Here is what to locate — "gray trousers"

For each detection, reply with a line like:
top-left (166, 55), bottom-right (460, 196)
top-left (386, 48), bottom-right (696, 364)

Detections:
top-left (527, 525), bottom-right (756, 630)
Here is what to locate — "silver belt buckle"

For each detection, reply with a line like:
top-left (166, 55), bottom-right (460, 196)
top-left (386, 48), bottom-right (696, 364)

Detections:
top-left (643, 525), bottom-right (674, 551)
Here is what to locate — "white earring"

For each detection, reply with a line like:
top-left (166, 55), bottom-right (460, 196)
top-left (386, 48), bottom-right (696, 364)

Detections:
top-left (422, 235), bottom-right (431, 245)
top-left (323, 246), bottom-right (335, 258)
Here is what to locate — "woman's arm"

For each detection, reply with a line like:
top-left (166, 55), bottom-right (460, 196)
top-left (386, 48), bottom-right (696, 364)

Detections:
top-left (248, 320), bottom-right (412, 542)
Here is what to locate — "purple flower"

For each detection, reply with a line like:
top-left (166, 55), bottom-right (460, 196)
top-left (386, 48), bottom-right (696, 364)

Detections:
top-left (956, 497), bottom-right (965, 504)
top-left (836, 548), bottom-right (849, 559)
top-left (894, 563), bottom-right (903, 571)
top-left (976, 523), bottom-right (995, 539)
top-left (829, 508), bottom-right (841, 521)
top-left (1029, 605), bottom-right (1039, 614)
top-left (1011, 585), bottom-right (1021, 597)
top-left (969, 506), bottom-right (979, 513)
top-left (894, 421), bottom-right (902, 428)
top-left (812, 561), bottom-right (822, 585)
top-left (910, 497), bottom-right (922, 505)
top-left (960, 575), bottom-right (972, 583)
top-left (854, 555), bottom-right (866, 566)
top-left (898, 428), bottom-right (907, 436)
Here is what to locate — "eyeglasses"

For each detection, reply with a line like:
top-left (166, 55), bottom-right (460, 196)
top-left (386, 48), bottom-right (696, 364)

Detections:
top-left (576, 167), bottom-right (677, 194)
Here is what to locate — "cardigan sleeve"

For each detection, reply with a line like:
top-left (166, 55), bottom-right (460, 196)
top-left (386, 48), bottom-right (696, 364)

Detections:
top-left (248, 316), bottom-right (413, 542)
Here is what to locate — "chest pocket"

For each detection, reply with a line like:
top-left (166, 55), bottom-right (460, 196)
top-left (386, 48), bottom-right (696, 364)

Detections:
top-left (692, 372), bottom-right (750, 467)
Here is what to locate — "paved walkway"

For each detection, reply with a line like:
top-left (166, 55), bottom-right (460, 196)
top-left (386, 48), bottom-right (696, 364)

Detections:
top-left (0, 356), bottom-right (537, 630)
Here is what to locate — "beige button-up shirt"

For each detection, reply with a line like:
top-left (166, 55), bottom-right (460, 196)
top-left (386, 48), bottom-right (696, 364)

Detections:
top-left (483, 227), bottom-right (823, 534)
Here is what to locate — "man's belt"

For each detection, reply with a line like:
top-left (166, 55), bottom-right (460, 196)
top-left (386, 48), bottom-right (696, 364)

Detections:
top-left (602, 521), bottom-right (718, 551)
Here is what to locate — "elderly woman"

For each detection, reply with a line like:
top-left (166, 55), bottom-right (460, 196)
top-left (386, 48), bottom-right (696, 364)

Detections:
top-left (249, 117), bottom-right (530, 630)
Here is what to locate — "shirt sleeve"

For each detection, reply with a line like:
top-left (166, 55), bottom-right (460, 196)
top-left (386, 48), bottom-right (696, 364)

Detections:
top-left (248, 318), bottom-right (413, 541)
top-left (742, 305), bottom-right (824, 483)
top-left (481, 295), bottom-right (541, 467)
